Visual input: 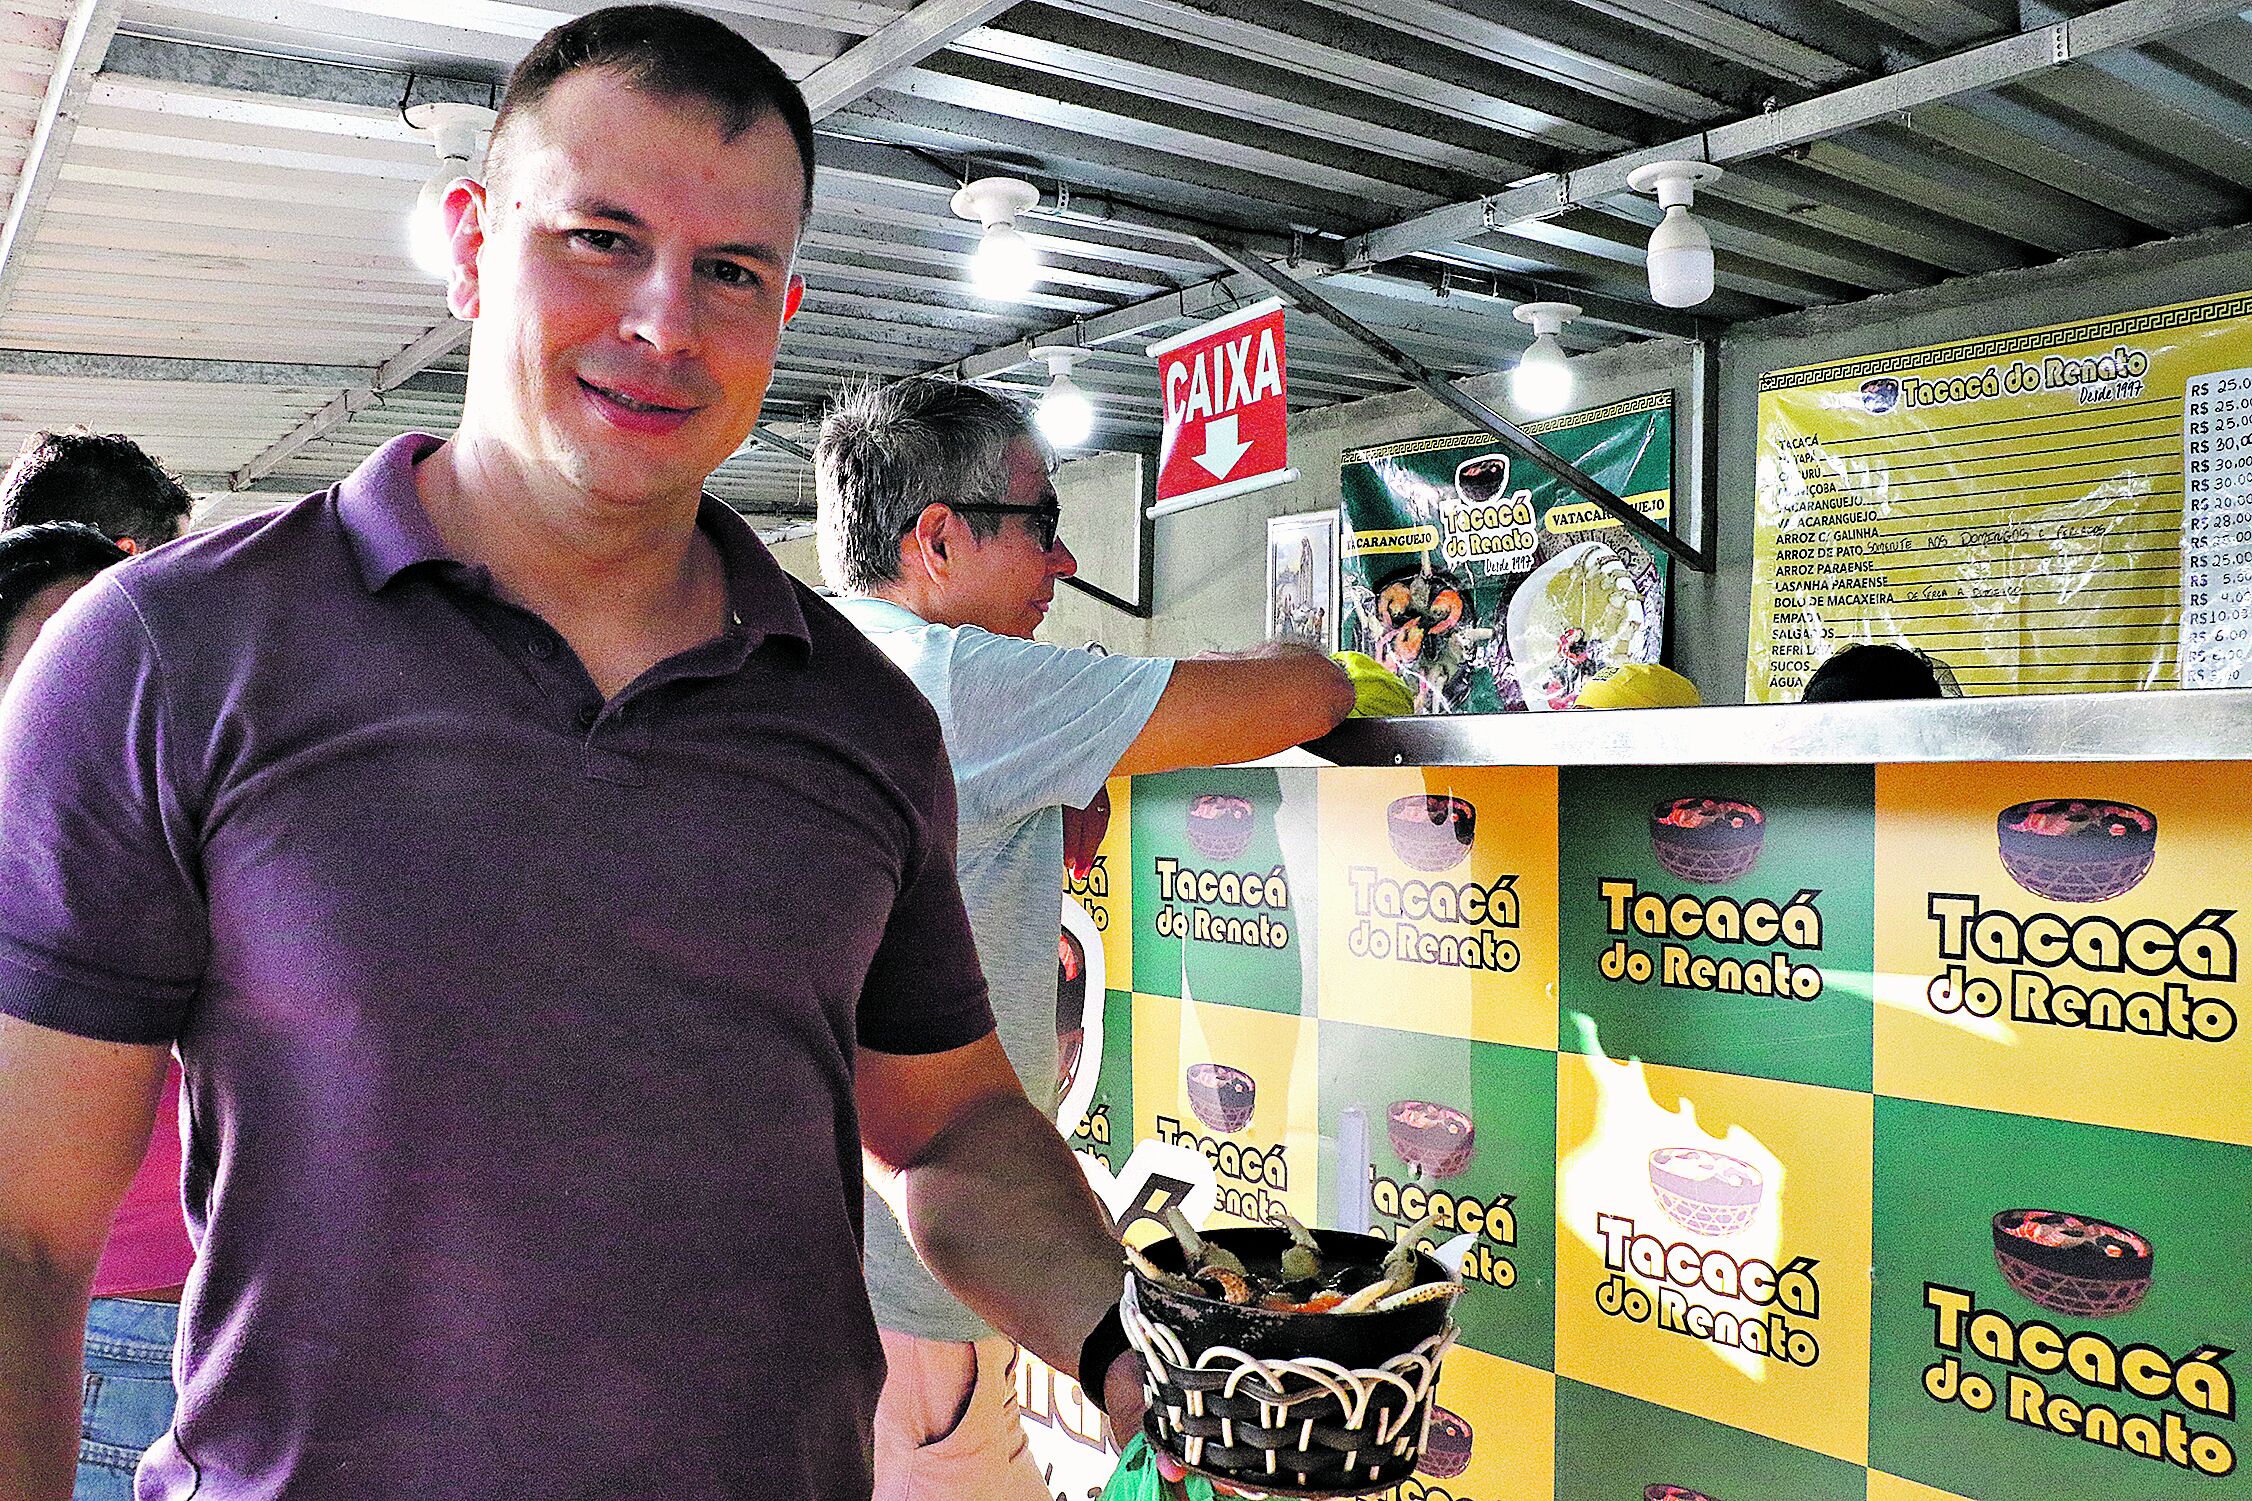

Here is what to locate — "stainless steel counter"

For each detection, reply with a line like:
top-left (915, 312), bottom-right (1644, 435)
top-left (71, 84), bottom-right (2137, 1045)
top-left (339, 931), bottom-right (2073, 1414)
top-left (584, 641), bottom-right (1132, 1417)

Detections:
top-left (1304, 687), bottom-right (2252, 766)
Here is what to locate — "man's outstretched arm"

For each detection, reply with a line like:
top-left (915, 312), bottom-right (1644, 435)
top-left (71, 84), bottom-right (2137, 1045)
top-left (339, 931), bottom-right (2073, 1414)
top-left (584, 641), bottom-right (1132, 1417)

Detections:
top-left (0, 1013), bottom-right (168, 1501)
top-left (1111, 641), bottom-right (1352, 777)
top-left (858, 1035), bottom-right (1143, 1428)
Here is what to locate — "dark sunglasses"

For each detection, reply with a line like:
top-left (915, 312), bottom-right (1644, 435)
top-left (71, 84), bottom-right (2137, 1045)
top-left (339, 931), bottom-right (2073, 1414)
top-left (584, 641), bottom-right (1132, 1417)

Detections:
top-left (948, 502), bottom-right (1063, 552)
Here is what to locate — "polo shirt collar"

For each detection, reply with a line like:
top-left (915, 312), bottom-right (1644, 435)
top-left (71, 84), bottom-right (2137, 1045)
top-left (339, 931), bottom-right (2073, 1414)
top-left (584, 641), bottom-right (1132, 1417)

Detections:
top-left (334, 432), bottom-right (811, 651)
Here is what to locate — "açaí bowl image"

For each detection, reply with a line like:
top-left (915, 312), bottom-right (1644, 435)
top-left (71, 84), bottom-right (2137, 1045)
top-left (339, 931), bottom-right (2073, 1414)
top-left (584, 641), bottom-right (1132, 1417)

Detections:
top-left (1646, 1487), bottom-right (1719, 1501)
top-left (1648, 1147), bottom-right (1766, 1237)
top-left (1995, 799), bottom-right (2158, 903)
top-left (1388, 1099), bottom-right (1477, 1179)
top-left (1185, 1062), bottom-right (1257, 1134)
top-left (1186, 792), bottom-right (1258, 861)
top-left (1125, 1222), bottom-right (1460, 1497)
top-left (1648, 796), bottom-right (1766, 884)
top-left (1418, 1406), bottom-right (1472, 1478)
top-left (1991, 1208), bottom-right (2153, 1317)
top-left (1386, 794), bottom-right (1476, 873)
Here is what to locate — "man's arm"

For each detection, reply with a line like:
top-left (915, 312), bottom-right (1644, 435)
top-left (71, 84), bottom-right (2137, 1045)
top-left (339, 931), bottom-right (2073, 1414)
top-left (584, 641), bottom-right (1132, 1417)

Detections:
top-left (1111, 641), bottom-right (1352, 777)
top-left (858, 1035), bottom-right (1143, 1424)
top-left (0, 1014), bottom-right (168, 1501)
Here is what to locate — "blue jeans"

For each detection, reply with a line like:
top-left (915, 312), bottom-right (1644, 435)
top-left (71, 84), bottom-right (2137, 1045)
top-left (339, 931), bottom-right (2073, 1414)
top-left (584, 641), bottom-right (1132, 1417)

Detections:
top-left (77, 1297), bottom-right (179, 1501)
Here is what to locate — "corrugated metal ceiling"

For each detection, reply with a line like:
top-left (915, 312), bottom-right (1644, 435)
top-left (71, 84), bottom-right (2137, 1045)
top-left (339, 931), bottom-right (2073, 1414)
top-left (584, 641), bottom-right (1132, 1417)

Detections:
top-left (0, 0), bottom-right (2237, 525)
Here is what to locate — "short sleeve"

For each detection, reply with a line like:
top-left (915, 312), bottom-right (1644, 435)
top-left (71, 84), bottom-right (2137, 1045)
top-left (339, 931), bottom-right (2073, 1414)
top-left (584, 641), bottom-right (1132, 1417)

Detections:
top-left (0, 575), bottom-right (207, 1044)
top-left (856, 752), bottom-right (995, 1056)
top-left (942, 633), bottom-right (1172, 831)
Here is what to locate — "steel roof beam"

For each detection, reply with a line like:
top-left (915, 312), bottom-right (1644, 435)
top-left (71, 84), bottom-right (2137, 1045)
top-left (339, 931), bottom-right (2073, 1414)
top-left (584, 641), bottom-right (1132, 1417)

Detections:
top-left (799, 0), bottom-right (1026, 118)
top-left (102, 32), bottom-right (492, 111)
top-left (0, 0), bottom-right (124, 322)
top-left (1052, 0), bottom-right (1628, 155)
top-left (1551, 0), bottom-right (1865, 87)
top-left (954, 9), bottom-right (1547, 183)
top-left (233, 319), bottom-right (466, 488)
top-left (1343, 0), bottom-right (2252, 270)
top-left (1306, 0), bottom-right (1728, 120)
top-left (0, 347), bottom-right (372, 385)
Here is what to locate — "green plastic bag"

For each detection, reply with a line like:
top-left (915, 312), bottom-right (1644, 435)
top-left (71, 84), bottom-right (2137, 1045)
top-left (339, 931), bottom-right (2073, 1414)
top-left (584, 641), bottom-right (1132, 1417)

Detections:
top-left (1098, 1432), bottom-right (1218, 1501)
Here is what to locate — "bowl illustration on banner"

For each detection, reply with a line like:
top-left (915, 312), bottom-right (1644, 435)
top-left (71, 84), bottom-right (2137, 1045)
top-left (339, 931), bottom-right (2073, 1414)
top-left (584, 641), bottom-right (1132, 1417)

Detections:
top-left (1646, 1487), bottom-right (1719, 1501)
top-left (1648, 1147), bottom-right (1765, 1236)
top-left (1056, 930), bottom-right (1087, 1099)
top-left (1454, 453), bottom-right (1511, 504)
top-left (1387, 793), bottom-right (1477, 872)
top-left (1185, 1062), bottom-right (1256, 1134)
top-left (1389, 1099), bottom-right (1477, 1179)
top-left (1648, 796), bottom-right (1767, 883)
top-left (1419, 1406), bottom-right (1473, 1478)
top-left (1995, 799), bottom-right (2158, 903)
top-left (1507, 540), bottom-right (1644, 709)
top-left (1860, 376), bottom-right (1901, 414)
top-left (1184, 792), bottom-right (1256, 861)
top-left (1063, 784), bottom-right (1111, 882)
top-left (1991, 1208), bottom-right (2154, 1317)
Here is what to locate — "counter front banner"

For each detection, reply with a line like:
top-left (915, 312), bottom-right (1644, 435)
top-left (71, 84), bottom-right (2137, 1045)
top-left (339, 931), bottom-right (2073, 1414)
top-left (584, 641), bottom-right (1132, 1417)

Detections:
top-left (1022, 763), bottom-right (2251, 1501)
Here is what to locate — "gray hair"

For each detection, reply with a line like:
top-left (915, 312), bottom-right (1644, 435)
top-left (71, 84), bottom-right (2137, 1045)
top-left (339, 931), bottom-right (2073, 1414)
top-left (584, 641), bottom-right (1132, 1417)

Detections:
top-left (815, 378), bottom-right (1051, 592)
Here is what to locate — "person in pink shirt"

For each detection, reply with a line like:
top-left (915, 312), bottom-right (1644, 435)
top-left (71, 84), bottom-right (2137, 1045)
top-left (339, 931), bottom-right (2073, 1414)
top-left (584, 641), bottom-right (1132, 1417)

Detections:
top-left (0, 459), bottom-right (196, 1501)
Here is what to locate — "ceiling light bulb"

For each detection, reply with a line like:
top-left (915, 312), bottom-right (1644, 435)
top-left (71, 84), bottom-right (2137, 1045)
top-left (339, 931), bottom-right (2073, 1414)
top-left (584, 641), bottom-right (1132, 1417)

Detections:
top-left (404, 103), bottom-right (494, 282)
top-left (951, 177), bottom-right (1042, 301)
top-left (1036, 350), bottom-right (1094, 446)
top-left (972, 223), bottom-right (1039, 299)
top-left (1626, 160), bottom-right (1722, 309)
top-left (1646, 205), bottom-right (1713, 308)
top-left (1511, 333), bottom-right (1573, 416)
top-left (1509, 301), bottom-right (1581, 418)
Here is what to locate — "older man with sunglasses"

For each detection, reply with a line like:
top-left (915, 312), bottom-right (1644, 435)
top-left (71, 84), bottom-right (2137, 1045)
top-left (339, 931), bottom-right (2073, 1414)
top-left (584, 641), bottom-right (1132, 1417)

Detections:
top-left (815, 377), bottom-right (1353, 1500)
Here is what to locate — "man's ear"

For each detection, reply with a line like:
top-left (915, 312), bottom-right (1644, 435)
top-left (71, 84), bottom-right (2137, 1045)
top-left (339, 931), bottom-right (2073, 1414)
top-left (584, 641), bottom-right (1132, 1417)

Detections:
top-left (445, 178), bottom-right (489, 320)
top-left (115, 537), bottom-right (142, 556)
top-left (908, 502), bottom-right (954, 581)
top-left (783, 274), bottom-right (805, 324)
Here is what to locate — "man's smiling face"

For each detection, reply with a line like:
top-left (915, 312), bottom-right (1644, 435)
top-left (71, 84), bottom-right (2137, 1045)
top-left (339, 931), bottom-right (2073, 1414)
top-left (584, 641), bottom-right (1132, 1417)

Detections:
top-left (452, 67), bottom-right (806, 512)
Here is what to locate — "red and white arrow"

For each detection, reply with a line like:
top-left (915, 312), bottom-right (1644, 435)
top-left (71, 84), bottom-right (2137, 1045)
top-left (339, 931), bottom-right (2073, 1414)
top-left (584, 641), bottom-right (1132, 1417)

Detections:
top-left (1193, 413), bottom-right (1253, 480)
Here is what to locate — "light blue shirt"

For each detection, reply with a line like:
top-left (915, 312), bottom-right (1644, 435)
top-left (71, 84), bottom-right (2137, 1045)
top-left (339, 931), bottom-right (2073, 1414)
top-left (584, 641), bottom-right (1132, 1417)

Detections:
top-left (835, 596), bottom-right (1174, 1341)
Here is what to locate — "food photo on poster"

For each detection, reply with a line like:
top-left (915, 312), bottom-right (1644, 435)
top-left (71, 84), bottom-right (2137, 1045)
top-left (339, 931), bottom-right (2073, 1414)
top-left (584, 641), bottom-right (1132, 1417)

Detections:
top-left (1340, 394), bottom-right (1674, 713)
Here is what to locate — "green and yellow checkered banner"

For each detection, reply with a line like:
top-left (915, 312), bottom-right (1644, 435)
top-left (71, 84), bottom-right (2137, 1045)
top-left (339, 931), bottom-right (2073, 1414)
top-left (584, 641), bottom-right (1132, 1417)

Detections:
top-left (1051, 763), bottom-right (2252, 1500)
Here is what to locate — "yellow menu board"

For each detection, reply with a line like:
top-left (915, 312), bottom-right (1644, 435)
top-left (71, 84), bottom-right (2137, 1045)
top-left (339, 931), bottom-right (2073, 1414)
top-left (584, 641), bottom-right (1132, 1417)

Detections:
top-left (1747, 290), bottom-right (2252, 701)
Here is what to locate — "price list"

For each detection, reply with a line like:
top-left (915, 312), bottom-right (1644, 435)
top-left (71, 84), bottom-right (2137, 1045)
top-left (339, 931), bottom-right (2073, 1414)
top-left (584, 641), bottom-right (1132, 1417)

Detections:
top-left (2182, 367), bottom-right (2252, 687)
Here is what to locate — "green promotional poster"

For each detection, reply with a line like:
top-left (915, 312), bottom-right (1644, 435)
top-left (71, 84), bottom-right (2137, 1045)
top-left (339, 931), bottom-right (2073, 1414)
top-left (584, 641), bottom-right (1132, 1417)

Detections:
top-left (1067, 988), bottom-right (1134, 1175)
top-left (1871, 1097), bottom-right (2251, 1499)
top-left (1339, 393), bottom-right (1673, 714)
top-left (1558, 764), bottom-right (1877, 1092)
top-left (1554, 1379), bottom-right (1868, 1501)
top-left (1314, 1022), bottom-right (1557, 1369)
top-left (1131, 766), bottom-right (1317, 1014)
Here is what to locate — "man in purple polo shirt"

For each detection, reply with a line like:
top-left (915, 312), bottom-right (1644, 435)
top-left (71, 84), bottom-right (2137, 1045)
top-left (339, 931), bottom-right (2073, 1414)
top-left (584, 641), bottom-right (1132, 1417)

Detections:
top-left (0, 9), bottom-right (1143, 1500)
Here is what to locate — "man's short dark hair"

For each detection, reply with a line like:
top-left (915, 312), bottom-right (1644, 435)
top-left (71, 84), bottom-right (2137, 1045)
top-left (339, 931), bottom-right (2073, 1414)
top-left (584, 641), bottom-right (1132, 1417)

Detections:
top-left (1801, 642), bottom-right (1947, 702)
top-left (0, 521), bottom-right (129, 642)
top-left (815, 379), bottom-right (1051, 593)
top-left (0, 430), bottom-right (193, 547)
top-left (485, 4), bottom-right (815, 216)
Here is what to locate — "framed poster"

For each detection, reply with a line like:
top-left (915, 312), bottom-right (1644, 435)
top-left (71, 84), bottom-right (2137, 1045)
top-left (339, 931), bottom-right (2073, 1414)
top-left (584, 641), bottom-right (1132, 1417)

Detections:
top-left (1266, 509), bottom-right (1338, 651)
top-left (1340, 394), bottom-right (1674, 713)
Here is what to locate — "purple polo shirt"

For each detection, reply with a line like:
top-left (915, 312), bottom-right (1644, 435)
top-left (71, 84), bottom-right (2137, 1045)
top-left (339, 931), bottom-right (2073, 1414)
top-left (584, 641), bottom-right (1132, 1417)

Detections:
top-left (0, 434), bottom-right (994, 1501)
